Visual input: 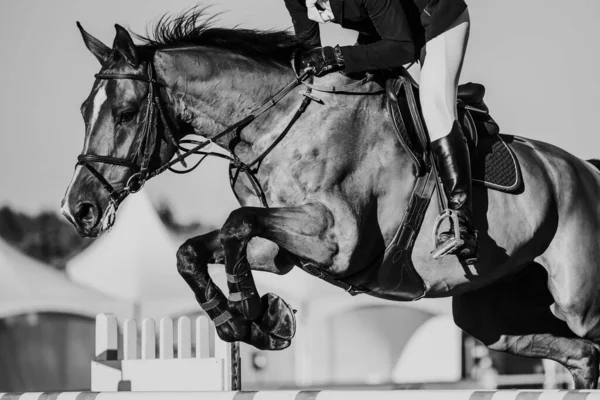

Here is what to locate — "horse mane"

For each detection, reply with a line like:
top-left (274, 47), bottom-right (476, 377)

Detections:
top-left (134, 7), bottom-right (309, 67)
top-left (586, 159), bottom-right (600, 172)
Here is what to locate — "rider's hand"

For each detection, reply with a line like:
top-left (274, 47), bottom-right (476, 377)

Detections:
top-left (296, 45), bottom-right (345, 77)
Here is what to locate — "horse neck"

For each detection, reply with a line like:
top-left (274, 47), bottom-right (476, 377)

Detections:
top-left (153, 48), bottom-right (298, 148)
top-left (152, 48), bottom-right (419, 206)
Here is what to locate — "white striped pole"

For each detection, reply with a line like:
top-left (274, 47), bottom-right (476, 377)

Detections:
top-left (2, 391), bottom-right (600, 400)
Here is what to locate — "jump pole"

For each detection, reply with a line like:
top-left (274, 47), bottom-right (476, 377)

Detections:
top-left (1, 390), bottom-right (600, 400)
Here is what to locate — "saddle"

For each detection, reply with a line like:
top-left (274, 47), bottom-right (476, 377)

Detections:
top-left (370, 72), bottom-right (523, 300)
top-left (385, 70), bottom-right (521, 191)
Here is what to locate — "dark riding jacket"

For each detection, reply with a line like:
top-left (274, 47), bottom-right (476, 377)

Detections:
top-left (283, 0), bottom-right (467, 74)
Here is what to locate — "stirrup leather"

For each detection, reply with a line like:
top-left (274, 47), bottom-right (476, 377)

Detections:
top-left (430, 208), bottom-right (464, 260)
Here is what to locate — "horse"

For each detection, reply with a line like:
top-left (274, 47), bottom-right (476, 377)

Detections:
top-left (61, 11), bottom-right (600, 388)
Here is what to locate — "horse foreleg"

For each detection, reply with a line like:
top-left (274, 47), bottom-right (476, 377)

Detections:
top-left (453, 265), bottom-right (600, 389)
top-left (177, 229), bottom-right (295, 350)
top-left (218, 202), bottom-right (338, 337)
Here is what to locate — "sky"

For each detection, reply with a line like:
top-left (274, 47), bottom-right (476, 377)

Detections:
top-left (1, 1), bottom-right (599, 228)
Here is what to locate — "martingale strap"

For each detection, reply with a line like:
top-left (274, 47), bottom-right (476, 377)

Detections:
top-left (228, 94), bottom-right (313, 207)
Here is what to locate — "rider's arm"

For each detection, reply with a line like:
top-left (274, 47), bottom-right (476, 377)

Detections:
top-left (284, 0), bottom-right (322, 47)
top-left (339, 0), bottom-right (416, 74)
top-left (356, 32), bottom-right (379, 46)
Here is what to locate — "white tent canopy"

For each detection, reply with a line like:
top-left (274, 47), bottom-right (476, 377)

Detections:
top-left (67, 190), bottom-right (200, 319)
top-left (0, 238), bottom-right (126, 319)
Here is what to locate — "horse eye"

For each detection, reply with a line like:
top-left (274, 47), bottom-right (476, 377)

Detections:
top-left (120, 111), bottom-right (137, 123)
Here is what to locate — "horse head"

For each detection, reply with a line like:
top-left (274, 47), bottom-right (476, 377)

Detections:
top-left (61, 23), bottom-right (177, 237)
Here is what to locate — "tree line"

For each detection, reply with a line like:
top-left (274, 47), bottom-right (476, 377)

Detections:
top-left (0, 201), bottom-right (204, 271)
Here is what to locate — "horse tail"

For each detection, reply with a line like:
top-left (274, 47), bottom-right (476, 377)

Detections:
top-left (586, 159), bottom-right (600, 172)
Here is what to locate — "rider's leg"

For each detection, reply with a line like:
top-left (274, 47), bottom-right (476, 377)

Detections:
top-left (419, 9), bottom-right (477, 263)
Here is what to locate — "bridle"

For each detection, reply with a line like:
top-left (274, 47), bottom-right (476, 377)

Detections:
top-left (76, 63), bottom-right (180, 207)
top-left (74, 60), bottom-right (319, 221)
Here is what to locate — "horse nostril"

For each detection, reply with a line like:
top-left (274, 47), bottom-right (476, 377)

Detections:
top-left (75, 201), bottom-right (99, 227)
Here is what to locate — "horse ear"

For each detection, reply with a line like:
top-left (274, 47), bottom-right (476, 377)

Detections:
top-left (77, 22), bottom-right (111, 66)
top-left (112, 24), bottom-right (139, 68)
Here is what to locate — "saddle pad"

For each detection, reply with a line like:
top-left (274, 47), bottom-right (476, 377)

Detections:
top-left (472, 134), bottom-right (523, 193)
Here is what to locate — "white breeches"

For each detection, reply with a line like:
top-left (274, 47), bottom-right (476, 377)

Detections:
top-left (419, 9), bottom-right (470, 141)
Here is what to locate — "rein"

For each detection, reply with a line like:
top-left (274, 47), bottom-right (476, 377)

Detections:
top-left (76, 61), bottom-right (314, 213)
top-left (291, 60), bottom-right (380, 95)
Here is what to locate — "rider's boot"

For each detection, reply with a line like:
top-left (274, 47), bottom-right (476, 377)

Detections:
top-left (431, 120), bottom-right (479, 264)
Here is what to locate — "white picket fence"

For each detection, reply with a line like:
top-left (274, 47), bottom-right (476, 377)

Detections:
top-left (92, 313), bottom-right (241, 392)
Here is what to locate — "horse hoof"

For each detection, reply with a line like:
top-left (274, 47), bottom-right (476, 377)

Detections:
top-left (258, 292), bottom-right (297, 341)
top-left (248, 328), bottom-right (291, 351)
top-left (224, 292), bottom-right (296, 351)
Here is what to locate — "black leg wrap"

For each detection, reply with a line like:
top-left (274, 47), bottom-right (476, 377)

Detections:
top-left (200, 296), bottom-right (232, 327)
top-left (227, 256), bottom-right (263, 321)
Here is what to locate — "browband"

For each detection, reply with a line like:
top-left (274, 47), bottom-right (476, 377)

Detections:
top-left (94, 73), bottom-right (164, 86)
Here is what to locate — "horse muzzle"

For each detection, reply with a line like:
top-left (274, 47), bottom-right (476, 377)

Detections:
top-left (61, 197), bottom-right (105, 238)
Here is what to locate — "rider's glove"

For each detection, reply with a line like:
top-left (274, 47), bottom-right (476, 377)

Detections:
top-left (296, 45), bottom-right (345, 77)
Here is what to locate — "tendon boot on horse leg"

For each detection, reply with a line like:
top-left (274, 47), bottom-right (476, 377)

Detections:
top-left (430, 121), bottom-right (478, 263)
top-left (176, 230), bottom-right (295, 350)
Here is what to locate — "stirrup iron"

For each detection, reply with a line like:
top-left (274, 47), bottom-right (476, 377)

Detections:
top-left (430, 208), bottom-right (464, 260)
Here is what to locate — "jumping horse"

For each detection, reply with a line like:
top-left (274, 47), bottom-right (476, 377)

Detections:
top-left (61, 11), bottom-right (600, 388)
